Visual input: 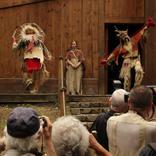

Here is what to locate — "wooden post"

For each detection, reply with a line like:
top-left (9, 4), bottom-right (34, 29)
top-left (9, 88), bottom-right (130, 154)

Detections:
top-left (58, 56), bottom-right (66, 116)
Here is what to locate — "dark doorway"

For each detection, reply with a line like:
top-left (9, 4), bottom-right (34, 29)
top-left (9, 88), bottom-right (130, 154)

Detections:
top-left (105, 23), bottom-right (144, 94)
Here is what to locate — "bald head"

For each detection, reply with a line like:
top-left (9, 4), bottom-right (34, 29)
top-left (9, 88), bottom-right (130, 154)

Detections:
top-left (110, 89), bottom-right (129, 113)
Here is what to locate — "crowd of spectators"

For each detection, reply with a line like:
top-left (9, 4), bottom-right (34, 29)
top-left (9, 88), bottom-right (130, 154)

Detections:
top-left (0, 85), bottom-right (156, 156)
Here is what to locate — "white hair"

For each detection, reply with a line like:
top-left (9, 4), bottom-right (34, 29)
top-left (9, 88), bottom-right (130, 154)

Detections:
top-left (4, 149), bottom-right (35, 156)
top-left (3, 127), bottom-right (41, 156)
top-left (110, 89), bottom-right (128, 112)
top-left (52, 116), bottom-right (89, 156)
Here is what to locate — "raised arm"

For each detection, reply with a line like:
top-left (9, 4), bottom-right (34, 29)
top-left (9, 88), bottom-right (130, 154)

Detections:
top-left (89, 133), bottom-right (112, 156)
top-left (41, 116), bottom-right (57, 156)
top-left (101, 46), bottom-right (120, 65)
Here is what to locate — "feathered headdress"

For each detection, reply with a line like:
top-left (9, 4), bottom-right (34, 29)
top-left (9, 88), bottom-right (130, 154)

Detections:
top-left (12, 23), bottom-right (45, 51)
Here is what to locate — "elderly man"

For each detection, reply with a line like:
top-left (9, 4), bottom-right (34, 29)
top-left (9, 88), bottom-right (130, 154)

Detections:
top-left (107, 85), bottom-right (156, 156)
top-left (90, 89), bottom-right (129, 150)
top-left (1, 107), bottom-right (56, 156)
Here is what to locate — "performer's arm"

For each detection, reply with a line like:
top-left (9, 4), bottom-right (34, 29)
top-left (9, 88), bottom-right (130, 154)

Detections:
top-left (107, 47), bottom-right (120, 63)
top-left (67, 59), bottom-right (76, 68)
top-left (66, 52), bottom-right (76, 68)
top-left (75, 50), bottom-right (85, 68)
top-left (12, 36), bottom-right (18, 50)
top-left (132, 26), bottom-right (148, 43)
top-left (101, 47), bottom-right (120, 65)
top-left (42, 43), bottom-right (53, 60)
top-left (106, 53), bottom-right (115, 63)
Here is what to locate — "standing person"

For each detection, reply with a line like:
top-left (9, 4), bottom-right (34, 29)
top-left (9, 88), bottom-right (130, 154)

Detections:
top-left (107, 86), bottom-right (156, 156)
top-left (90, 89), bottom-right (128, 150)
top-left (12, 23), bottom-right (52, 94)
top-left (65, 40), bottom-right (85, 95)
top-left (101, 17), bottom-right (155, 91)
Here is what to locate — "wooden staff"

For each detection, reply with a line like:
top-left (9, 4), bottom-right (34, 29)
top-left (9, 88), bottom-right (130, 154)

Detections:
top-left (58, 56), bottom-right (66, 116)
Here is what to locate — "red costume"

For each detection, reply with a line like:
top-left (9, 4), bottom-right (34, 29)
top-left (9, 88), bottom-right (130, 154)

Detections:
top-left (101, 17), bottom-right (155, 91)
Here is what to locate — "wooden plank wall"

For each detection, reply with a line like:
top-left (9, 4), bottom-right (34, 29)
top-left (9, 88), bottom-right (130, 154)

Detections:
top-left (0, 0), bottom-right (99, 94)
top-left (105, 0), bottom-right (144, 23)
top-left (144, 1), bottom-right (156, 85)
top-left (0, 0), bottom-right (146, 94)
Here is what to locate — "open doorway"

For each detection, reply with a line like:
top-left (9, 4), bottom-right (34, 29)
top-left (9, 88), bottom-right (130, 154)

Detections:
top-left (105, 23), bottom-right (144, 94)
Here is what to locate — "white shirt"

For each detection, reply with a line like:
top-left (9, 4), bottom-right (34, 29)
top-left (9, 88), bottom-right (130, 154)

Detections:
top-left (107, 110), bottom-right (156, 156)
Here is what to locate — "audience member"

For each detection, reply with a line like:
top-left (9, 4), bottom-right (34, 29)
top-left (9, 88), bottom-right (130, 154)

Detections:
top-left (51, 115), bottom-right (112, 156)
top-left (107, 85), bottom-right (156, 156)
top-left (2, 107), bottom-right (56, 156)
top-left (90, 89), bottom-right (128, 150)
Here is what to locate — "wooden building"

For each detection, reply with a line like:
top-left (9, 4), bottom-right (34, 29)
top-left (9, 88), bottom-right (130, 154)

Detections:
top-left (0, 0), bottom-right (155, 95)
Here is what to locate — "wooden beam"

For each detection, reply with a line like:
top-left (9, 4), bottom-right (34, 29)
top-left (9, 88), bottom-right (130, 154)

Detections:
top-left (98, 0), bottom-right (105, 94)
top-left (0, 0), bottom-right (52, 9)
top-left (105, 17), bottom-right (145, 24)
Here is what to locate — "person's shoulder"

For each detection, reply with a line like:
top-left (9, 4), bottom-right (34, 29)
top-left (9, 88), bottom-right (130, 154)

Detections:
top-left (143, 121), bottom-right (156, 138)
top-left (107, 112), bottom-right (129, 122)
top-left (94, 112), bottom-right (108, 121)
top-left (107, 114), bottom-right (121, 122)
top-left (145, 121), bottom-right (156, 128)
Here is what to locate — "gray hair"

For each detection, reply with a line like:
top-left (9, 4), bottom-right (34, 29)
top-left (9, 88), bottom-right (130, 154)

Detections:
top-left (4, 149), bottom-right (35, 156)
top-left (3, 127), bottom-right (40, 156)
top-left (52, 116), bottom-right (89, 156)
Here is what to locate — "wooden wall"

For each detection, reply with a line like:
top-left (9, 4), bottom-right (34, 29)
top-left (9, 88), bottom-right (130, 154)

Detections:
top-left (144, 1), bottom-right (156, 85)
top-left (104, 0), bottom-right (144, 23)
top-left (0, 0), bottom-right (100, 94)
top-left (0, 0), bottom-right (146, 94)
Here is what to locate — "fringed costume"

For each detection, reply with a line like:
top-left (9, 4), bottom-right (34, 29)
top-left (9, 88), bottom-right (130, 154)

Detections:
top-left (112, 28), bottom-right (145, 91)
top-left (65, 42), bottom-right (85, 95)
top-left (12, 23), bottom-right (51, 94)
top-left (101, 17), bottom-right (155, 91)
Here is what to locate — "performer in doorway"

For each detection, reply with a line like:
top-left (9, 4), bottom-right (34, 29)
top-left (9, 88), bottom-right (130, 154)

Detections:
top-left (101, 17), bottom-right (155, 91)
top-left (65, 40), bottom-right (85, 95)
top-left (12, 23), bottom-right (52, 94)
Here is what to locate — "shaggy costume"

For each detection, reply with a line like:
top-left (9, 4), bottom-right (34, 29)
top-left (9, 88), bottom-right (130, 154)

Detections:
top-left (12, 23), bottom-right (51, 93)
top-left (101, 17), bottom-right (155, 91)
top-left (112, 27), bottom-right (145, 91)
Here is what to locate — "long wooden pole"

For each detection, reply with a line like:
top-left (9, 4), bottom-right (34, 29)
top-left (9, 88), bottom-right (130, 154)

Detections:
top-left (58, 56), bottom-right (66, 116)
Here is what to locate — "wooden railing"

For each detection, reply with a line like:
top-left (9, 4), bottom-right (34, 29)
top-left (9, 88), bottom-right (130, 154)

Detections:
top-left (58, 56), bottom-right (66, 116)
